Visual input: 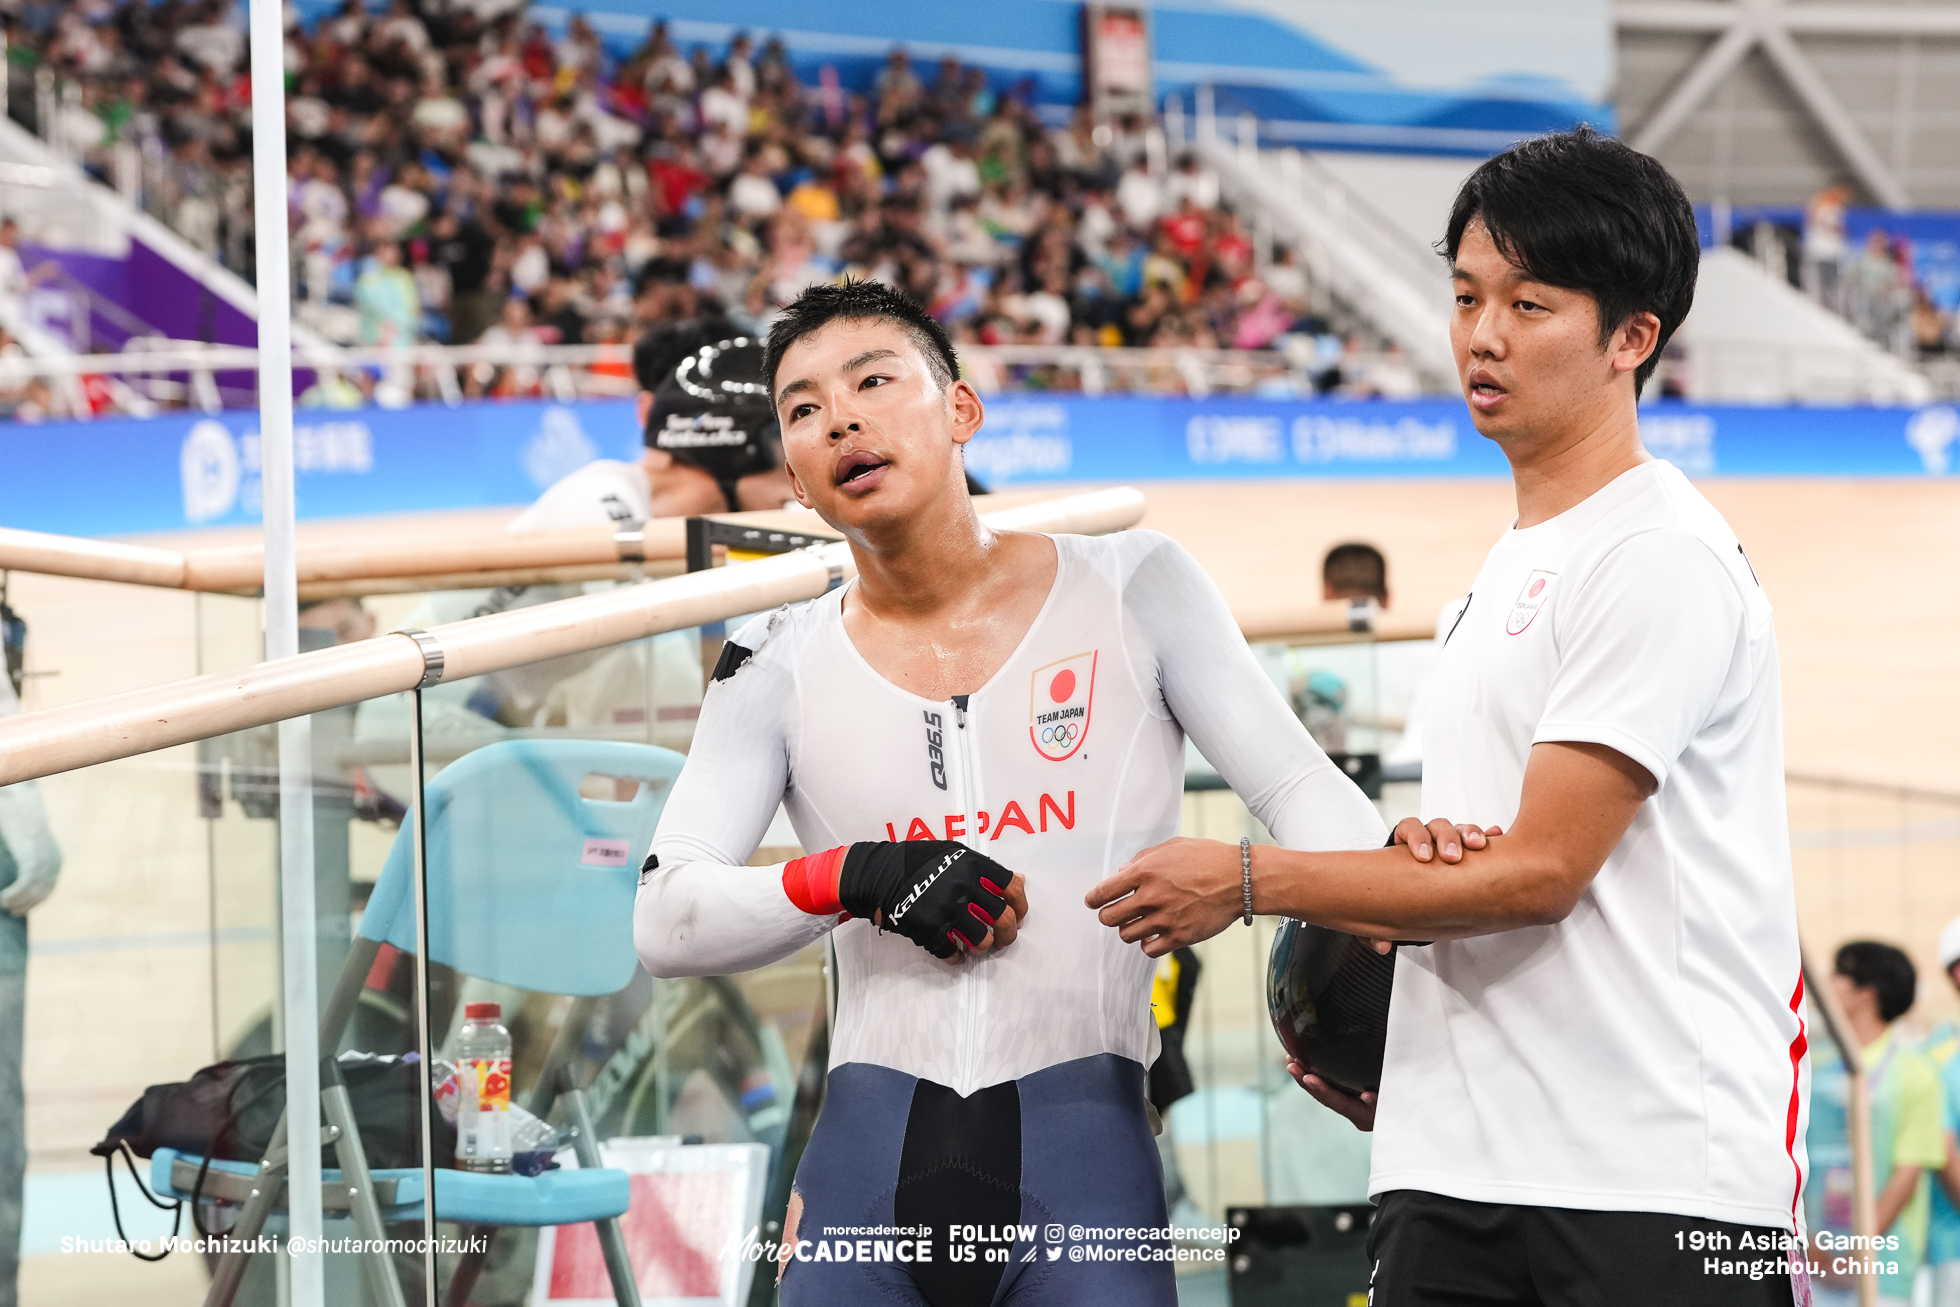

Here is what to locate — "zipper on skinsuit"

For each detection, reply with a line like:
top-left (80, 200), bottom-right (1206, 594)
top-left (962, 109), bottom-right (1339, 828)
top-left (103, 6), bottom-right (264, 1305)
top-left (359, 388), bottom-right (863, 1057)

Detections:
top-left (952, 693), bottom-right (982, 1094)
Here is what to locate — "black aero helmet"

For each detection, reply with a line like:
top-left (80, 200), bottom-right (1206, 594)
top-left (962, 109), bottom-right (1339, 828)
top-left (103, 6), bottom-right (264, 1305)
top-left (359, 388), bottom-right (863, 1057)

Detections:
top-left (645, 336), bottom-right (782, 499)
top-left (1267, 920), bottom-right (1396, 1096)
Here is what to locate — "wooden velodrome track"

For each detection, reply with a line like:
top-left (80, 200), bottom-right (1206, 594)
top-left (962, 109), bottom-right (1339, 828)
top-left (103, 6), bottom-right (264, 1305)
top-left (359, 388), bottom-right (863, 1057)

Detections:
top-left (11, 475), bottom-right (1960, 1302)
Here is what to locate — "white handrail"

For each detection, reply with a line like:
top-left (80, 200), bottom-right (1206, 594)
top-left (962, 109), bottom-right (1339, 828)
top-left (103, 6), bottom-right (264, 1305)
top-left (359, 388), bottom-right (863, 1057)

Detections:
top-left (0, 518), bottom-right (690, 592)
top-left (8, 334), bottom-right (1950, 404)
top-left (0, 488), bottom-right (1147, 786)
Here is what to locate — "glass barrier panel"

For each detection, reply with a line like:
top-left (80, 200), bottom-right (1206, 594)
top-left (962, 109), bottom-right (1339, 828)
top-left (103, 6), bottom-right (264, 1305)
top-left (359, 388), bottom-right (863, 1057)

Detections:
top-left (1787, 776), bottom-right (1960, 1032)
top-left (387, 575), bottom-right (823, 1307)
top-left (196, 593), bottom-right (282, 1076)
top-left (17, 576), bottom-right (236, 1305)
top-left (24, 751), bottom-right (233, 1306)
top-left (20, 588), bottom-right (430, 1304)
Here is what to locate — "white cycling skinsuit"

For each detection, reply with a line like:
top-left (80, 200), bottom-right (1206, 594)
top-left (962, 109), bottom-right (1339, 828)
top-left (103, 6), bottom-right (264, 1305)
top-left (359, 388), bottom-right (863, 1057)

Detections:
top-left (634, 528), bottom-right (1384, 1306)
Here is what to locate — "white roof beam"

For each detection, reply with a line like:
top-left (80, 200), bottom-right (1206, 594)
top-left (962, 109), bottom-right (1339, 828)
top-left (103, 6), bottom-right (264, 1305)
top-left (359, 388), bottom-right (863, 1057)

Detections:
top-left (1756, 24), bottom-right (1911, 209)
top-left (1630, 21), bottom-right (1760, 155)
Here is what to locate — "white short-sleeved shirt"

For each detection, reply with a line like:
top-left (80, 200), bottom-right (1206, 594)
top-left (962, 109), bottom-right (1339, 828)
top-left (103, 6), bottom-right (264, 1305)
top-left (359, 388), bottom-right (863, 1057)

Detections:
top-left (1370, 459), bottom-right (1810, 1232)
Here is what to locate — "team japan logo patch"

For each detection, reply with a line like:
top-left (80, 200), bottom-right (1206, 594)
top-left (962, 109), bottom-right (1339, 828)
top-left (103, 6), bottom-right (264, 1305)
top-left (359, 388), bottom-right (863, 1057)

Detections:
top-left (1030, 650), bottom-right (1097, 761)
top-left (1506, 570), bottom-right (1558, 635)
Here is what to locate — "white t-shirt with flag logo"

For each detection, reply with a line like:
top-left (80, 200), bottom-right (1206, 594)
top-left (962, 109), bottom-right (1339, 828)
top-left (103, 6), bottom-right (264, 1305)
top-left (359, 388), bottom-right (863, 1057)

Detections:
top-left (635, 529), bottom-right (1387, 1094)
top-left (1370, 459), bottom-right (1810, 1231)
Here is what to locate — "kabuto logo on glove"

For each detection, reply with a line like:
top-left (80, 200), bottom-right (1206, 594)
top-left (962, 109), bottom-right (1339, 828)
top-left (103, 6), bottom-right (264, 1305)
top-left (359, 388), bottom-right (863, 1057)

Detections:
top-left (827, 840), bottom-right (1013, 959)
top-left (888, 849), bottom-right (964, 929)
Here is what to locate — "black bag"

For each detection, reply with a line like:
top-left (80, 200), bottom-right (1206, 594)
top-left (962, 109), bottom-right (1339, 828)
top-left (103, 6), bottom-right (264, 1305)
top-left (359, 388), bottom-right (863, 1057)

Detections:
top-left (93, 1052), bottom-right (450, 1170)
top-left (91, 1053), bottom-right (456, 1260)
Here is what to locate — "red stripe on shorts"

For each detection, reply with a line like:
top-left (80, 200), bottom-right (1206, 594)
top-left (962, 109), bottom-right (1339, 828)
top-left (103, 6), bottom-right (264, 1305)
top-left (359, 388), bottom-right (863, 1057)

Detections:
top-left (1784, 970), bottom-right (1809, 1219)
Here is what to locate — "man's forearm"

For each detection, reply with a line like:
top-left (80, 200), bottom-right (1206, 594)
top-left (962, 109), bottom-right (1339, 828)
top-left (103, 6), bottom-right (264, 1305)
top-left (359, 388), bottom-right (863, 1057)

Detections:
top-left (1089, 743), bottom-right (1645, 956)
top-left (1251, 742), bottom-right (1652, 941)
top-left (1253, 838), bottom-right (1580, 941)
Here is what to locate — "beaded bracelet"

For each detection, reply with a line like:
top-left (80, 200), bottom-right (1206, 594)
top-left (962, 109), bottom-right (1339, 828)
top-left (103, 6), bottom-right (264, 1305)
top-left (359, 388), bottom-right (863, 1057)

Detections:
top-left (1240, 836), bottom-right (1254, 926)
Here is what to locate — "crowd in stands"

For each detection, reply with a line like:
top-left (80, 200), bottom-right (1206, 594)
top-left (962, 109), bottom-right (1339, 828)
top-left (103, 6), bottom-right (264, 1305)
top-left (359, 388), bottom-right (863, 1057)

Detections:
top-left (7, 0), bottom-right (1421, 404)
top-left (1808, 933), bottom-right (1960, 1307)
top-left (1795, 184), bottom-right (1958, 361)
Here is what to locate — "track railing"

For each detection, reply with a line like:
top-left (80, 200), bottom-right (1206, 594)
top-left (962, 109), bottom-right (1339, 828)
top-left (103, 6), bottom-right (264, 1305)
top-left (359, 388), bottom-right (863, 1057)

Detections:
top-left (0, 488), bottom-right (1147, 786)
top-left (0, 339), bottom-right (1444, 417)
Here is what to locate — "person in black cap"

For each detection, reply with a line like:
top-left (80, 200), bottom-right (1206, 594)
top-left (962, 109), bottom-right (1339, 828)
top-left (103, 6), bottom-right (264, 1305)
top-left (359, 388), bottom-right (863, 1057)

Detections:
top-left (632, 321), bottom-right (799, 517)
top-left (624, 308), bottom-right (987, 518)
top-left (372, 321), bottom-right (800, 743)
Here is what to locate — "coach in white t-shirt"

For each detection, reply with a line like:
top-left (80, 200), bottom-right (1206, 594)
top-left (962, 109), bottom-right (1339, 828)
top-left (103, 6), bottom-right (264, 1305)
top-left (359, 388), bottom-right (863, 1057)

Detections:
top-left (1089, 128), bottom-right (1808, 1306)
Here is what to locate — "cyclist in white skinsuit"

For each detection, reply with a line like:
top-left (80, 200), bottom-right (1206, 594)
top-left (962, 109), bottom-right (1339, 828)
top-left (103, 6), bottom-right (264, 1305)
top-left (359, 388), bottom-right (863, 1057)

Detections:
top-left (633, 279), bottom-right (1384, 1307)
top-left (637, 528), bottom-right (1384, 1304)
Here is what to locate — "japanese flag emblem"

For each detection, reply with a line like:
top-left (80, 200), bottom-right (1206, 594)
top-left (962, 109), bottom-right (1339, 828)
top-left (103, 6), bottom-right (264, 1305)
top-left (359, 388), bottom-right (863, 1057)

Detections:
top-left (1506, 570), bottom-right (1557, 636)
top-left (1030, 651), bottom-right (1097, 761)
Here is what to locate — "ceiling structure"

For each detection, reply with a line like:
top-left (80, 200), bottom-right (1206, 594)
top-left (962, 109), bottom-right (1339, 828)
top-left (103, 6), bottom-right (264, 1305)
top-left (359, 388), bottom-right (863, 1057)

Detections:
top-left (1616, 1), bottom-right (1960, 209)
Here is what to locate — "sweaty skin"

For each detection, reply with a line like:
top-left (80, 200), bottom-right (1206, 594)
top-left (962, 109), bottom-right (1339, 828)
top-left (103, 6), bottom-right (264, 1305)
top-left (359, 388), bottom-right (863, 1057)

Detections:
top-left (633, 311), bottom-right (1382, 1035)
top-left (773, 318), bottom-right (1052, 954)
top-left (637, 310), bottom-right (1385, 1307)
top-left (777, 323), bottom-right (1057, 702)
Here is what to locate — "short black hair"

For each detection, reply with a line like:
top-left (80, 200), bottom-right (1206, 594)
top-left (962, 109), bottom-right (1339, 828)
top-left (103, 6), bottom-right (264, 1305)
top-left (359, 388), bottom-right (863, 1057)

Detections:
top-left (1441, 126), bottom-right (1698, 396)
top-left (1836, 940), bottom-right (1918, 1023)
top-left (1323, 543), bottom-right (1386, 602)
top-left (763, 279), bottom-right (961, 402)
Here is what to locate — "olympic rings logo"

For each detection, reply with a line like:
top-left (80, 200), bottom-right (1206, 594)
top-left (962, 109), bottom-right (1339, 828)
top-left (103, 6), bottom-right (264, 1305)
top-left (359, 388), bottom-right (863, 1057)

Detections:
top-left (1040, 723), bottom-right (1081, 747)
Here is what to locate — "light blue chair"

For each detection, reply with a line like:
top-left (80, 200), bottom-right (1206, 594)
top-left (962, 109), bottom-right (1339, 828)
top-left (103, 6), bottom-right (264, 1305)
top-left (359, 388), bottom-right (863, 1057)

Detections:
top-left (159, 739), bottom-right (685, 1307)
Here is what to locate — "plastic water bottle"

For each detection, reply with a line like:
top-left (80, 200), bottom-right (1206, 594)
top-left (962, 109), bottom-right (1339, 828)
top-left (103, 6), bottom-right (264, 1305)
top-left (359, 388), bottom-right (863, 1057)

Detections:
top-left (455, 1001), bottom-right (514, 1173)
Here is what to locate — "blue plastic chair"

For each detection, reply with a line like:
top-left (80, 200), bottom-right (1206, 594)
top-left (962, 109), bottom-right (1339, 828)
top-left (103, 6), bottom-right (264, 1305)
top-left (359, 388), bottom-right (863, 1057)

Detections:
top-left (361, 737), bottom-right (674, 997)
top-left (162, 739), bottom-right (685, 1307)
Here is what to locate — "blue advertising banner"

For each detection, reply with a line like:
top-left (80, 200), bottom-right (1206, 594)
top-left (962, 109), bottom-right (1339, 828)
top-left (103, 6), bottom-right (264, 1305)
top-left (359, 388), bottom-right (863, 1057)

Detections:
top-left (2, 396), bottom-right (1955, 540)
top-left (0, 400), bottom-right (646, 539)
top-left (961, 396), bottom-right (1958, 483)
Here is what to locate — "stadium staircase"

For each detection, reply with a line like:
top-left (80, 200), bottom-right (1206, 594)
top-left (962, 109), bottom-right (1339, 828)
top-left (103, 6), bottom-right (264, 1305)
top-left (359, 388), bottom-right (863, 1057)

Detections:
top-left (1178, 86), bottom-right (1940, 406)
top-left (0, 111), bottom-right (334, 409)
top-left (1178, 91), bottom-right (1457, 391)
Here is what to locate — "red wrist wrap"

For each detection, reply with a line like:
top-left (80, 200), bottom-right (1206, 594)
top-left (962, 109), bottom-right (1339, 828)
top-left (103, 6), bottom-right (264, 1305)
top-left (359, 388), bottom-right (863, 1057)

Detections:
top-left (782, 845), bottom-right (848, 917)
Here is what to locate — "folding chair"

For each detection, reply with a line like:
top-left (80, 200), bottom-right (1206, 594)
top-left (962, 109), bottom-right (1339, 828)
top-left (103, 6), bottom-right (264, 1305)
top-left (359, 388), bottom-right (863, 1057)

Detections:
top-left (155, 738), bottom-right (685, 1307)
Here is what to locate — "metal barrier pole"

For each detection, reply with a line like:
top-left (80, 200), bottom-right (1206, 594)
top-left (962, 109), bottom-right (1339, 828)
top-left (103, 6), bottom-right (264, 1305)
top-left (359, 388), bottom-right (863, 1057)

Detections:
top-left (408, 689), bottom-right (439, 1307)
top-left (248, 0), bottom-right (322, 1300)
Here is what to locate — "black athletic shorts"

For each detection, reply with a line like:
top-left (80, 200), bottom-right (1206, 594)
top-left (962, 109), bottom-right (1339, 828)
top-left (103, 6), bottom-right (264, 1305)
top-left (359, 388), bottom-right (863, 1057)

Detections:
top-left (1367, 1190), bottom-right (1803, 1307)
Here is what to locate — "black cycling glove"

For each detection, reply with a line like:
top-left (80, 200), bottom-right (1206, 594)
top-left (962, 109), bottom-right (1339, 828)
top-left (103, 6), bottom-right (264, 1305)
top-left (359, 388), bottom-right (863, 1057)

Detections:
top-left (838, 841), bottom-right (1011, 960)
